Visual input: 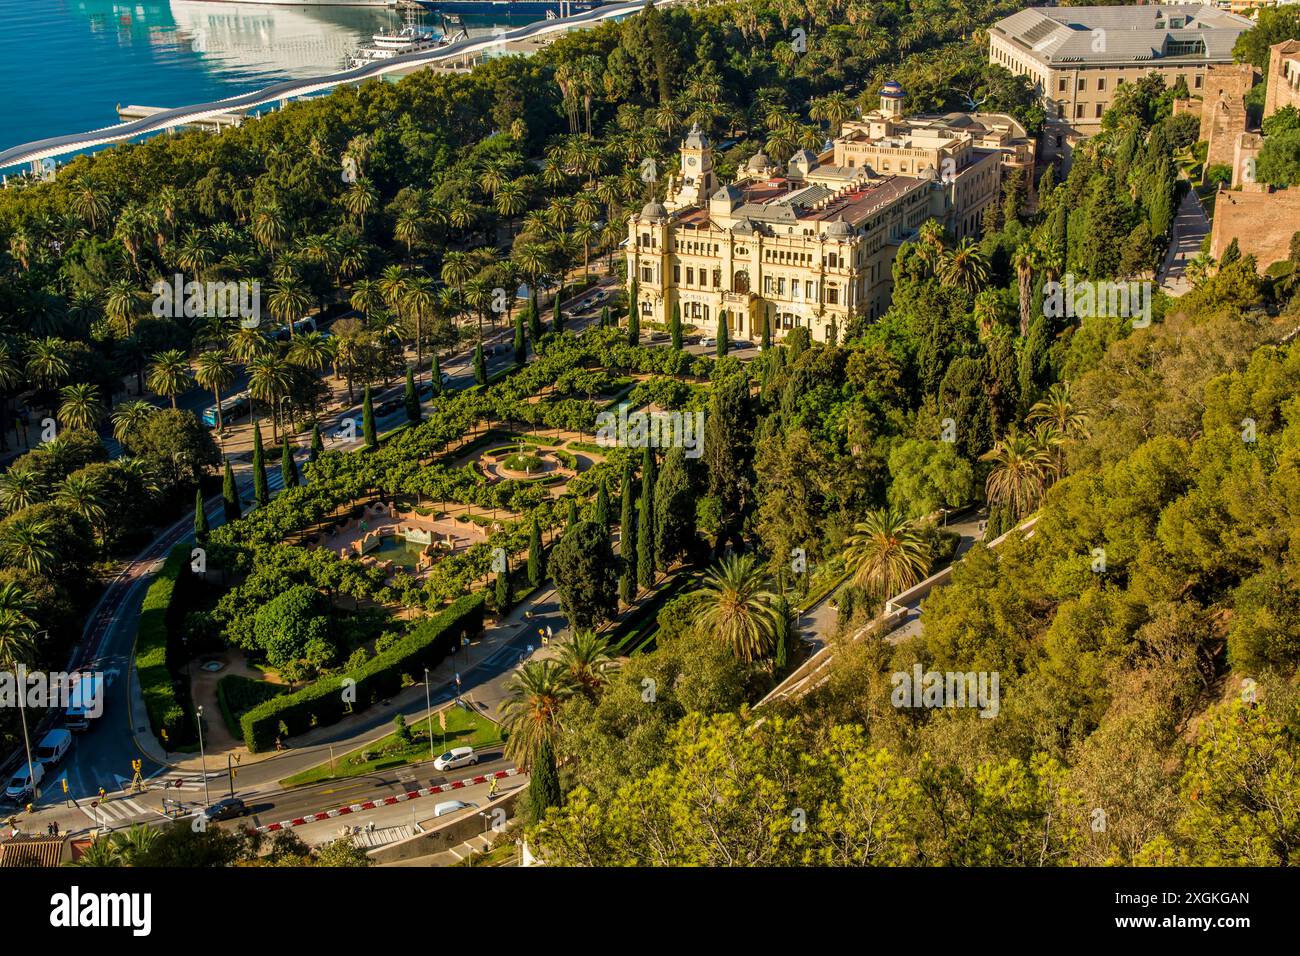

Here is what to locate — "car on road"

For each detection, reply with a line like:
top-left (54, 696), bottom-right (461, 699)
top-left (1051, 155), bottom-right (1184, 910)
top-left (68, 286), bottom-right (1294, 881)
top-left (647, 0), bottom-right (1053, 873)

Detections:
top-left (376, 398), bottom-right (402, 417)
top-left (433, 746), bottom-right (479, 772)
top-left (201, 797), bottom-right (248, 822)
top-left (592, 290), bottom-right (607, 300)
top-left (34, 729), bottom-right (71, 766)
top-left (5, 762), bottom-right (44, 801)
top-left (698, 335), bottom-right (717, 347)
top-left (433, 799), bottom-right (479, 818)
top-left (649, 330), bottom-right (669, 341)
top-left (731, 339), bottom-right (753, 349)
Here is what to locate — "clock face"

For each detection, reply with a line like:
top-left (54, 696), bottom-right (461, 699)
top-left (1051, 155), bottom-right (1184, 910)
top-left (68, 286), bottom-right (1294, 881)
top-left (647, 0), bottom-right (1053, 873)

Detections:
top-left (686, 156), bottom-right (697, 167)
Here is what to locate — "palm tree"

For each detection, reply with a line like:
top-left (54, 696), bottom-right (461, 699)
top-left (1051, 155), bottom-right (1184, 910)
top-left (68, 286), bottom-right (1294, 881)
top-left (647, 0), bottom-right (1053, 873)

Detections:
top-left (104, 279), bottom-right (144, 336)
top-left (146, 350), bottom-right (193, 409)
top-left (177, 231), bottom-right (215, 281)
top-left (1027, 382), bottom-right (1091, 442)
top-left (939, 238), bottom-right (989, 294)
top-left (194, 350), bottom-right (235, 435)
top-left (692, 553), bottom-right (781, 663)
top-left (403, 275), bottom-right (437, 368)
top-left (554, 630), bottom-right (618, 701)
top-left (111, 400), bottom-right (155, 451)
top-left (69, 175), bottom-right (110, 234)
top-left (499, 659), bottom-right (574, 769)
top-left (843, 508), bottom-right (931, 602)
top-left (247, 353), bottom-right (292, 441)
top-left (1012, 244), bottom-right (1036, 338)
top-left (0, 581), bottom-right (38, 668)
top-left (56, 382), bottom-right (102, 431)
top-left (1, 520), bottom-right (57, 574)
top-left (110, 823), bottom-right (160, 864)
top-left (980, 430), bottom-right (1055, 521)
top-left (267, 276), bottom-right (311, 339)
top-left (350, 278), bottom-right (384, 319)
top-left (344, 177), bottom-right (379, 231)
top-left (72, 838), bottom-right (122, 868)
top-left (57, 471), bottom-right (108, 534)
top-left (0, 469), bottom-right (45, 515)
top-left (394, 208), bottom-right (423, 261)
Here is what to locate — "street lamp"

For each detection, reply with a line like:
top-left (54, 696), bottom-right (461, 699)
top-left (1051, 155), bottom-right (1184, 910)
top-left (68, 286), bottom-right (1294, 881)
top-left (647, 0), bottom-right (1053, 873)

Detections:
top-left (195, 705), bottom-right (211, 807)
top-left (424, 668), bottom-right (435, 760)
top-left (15, 661), bottom-right (38, 808)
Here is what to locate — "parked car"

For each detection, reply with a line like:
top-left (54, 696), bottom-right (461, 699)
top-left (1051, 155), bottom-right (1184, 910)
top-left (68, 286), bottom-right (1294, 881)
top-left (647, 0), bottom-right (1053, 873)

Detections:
top-left (698, 335), bottom-right (717, 347)
top-left (5, 762), bottom-right (44, 801)
top-left (433, 799), bottom-right (479, 818)
top-left (201, 797), bottom-right (248, 822)
top-left (34, 729), bottom-right (72, 766)
top-left (376, 398), bottom-right (402, 417)
top-left (649, 330), bottom-right (669, 341)
top-left (433, 746), bottom-right (478, 772)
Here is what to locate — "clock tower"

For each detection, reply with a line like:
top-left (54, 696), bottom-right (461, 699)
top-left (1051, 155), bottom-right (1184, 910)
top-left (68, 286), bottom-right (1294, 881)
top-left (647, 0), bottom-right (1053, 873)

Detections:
top-left (668, 123), bottom-right (715, 210)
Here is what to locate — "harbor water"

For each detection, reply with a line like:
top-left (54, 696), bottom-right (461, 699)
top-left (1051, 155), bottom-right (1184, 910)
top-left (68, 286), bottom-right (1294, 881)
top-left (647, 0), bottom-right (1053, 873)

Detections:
top-left (0, 0), bottom-right (531, 153)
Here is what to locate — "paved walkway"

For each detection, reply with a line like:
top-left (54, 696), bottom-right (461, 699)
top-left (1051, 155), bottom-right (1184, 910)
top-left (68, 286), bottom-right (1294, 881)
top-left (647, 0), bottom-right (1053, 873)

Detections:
top-left (1159, 182), bottom-right (1211, 296)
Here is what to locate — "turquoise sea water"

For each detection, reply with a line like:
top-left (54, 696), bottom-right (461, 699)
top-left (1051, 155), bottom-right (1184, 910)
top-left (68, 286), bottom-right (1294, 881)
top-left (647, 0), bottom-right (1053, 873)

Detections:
top-left (0, 0), bottom-right (529, 154)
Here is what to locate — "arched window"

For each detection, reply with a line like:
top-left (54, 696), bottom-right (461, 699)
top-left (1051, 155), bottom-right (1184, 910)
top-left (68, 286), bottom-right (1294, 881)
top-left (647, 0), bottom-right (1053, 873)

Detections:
top-left (733, 270), bottom-right (750, 294)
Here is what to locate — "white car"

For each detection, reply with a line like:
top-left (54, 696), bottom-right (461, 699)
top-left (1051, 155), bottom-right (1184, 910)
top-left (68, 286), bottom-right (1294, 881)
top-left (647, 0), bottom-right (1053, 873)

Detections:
top-left (433, 746), bottom-right (478, 772)
top-left (34, 729), bottom-right (72, 766)
top-left (698, 335), bottom-right (717, 347)
top-left (433, 799), bottom-right (479, 818)
top-left (6, 761), bottom-right (44, 801)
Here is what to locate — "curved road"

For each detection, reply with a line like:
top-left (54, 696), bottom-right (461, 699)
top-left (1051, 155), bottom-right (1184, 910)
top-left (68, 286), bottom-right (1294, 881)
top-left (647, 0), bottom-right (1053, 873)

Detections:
top-left (0, 0), bottom-right (675, 170)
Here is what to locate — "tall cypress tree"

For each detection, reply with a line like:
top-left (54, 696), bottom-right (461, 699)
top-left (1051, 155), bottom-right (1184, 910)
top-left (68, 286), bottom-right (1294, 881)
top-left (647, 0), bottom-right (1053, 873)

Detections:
top-left (252, 422), bottom-right (269, 507)
top-left (626, 278), bottom-right (640, 346)
top-left (309, 422), bottom-right (323, 463)
top-left (431, 352), bottom-right (443, 396)
top-left (473, 342), bottom-right (487, 386)
top-left (194, 487), bottom-right (209, 545)
top-left (594, 480), bottom-right (610, 527)
top-left (600, 305), bottom-right (610, 329)
top-left (761, 311), bottom-right (772, 350)
top-left (619, 463), bottom-right (637, 603)
top-left (716, 311), bottom-right (728, 358)
top-left (222, 458), bottom-right (240, 523)
top-left (528, 289), bottom-right (543, 344)
top-left (654, 446), bottom-right (693, 570)
top-left (514, 310), bottom-right (527, 367)
top-left (404, 365), bottom-right (421, 422)
top-left (637, 447), bottom-right (656, 589)
top-left (566, 496), bottom-right (579, 529)
top-left (527, 516), bottom-right (545, 588)
top-left (362, 385), bottom-right (377, 449)
top-left (495, 553), bottom-right (511, 611)
top-left (281, 435), bottom-right (299, 488)
top-left (670, 301), bottom-right (683, 350)
top-left (527, 738), bottom-right (563, 822)
top-left (551, 296), bottom-right (562, 334)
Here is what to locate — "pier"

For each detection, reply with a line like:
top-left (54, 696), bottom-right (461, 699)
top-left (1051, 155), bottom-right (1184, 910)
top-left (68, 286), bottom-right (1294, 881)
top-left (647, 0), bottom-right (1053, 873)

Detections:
top-left (0, 0), bottom-right (669, 173)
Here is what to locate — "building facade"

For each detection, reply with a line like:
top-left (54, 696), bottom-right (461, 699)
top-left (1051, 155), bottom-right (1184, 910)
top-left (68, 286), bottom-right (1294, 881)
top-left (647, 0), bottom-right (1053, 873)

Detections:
top-left (626, 91), bottom-right (1028, 343)
top-left (989, 5), bottom-right (1254, 166)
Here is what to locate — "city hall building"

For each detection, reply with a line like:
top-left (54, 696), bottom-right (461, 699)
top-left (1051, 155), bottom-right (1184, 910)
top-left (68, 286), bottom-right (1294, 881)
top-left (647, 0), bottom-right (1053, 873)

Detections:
top-left (626, 85), bottom-right (1033, 343)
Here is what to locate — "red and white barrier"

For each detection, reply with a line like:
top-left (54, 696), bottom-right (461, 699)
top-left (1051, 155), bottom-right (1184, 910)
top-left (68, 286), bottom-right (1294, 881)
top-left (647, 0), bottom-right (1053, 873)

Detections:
top-left (257, 767), bottom-right (521, 832)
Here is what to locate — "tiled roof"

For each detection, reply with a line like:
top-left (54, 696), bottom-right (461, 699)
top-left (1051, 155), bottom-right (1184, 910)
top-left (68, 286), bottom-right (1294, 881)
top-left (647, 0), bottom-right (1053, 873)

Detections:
top-left (0, 835), bottom-right (67, 867)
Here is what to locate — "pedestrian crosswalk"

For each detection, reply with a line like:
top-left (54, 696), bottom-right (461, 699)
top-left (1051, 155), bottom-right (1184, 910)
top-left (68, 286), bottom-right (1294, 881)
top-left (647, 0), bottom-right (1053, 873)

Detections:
top-left (148, 771), bottom-right (215, 792)
top-left (77, 797), bottom-right (155, 827)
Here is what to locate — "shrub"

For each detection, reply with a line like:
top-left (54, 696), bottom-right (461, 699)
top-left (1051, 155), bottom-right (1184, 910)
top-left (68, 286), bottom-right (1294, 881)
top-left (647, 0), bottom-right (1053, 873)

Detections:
top-left (136, 545), bottom-right (192, 746)
top-left (239, 594), bottom-right (485, 752)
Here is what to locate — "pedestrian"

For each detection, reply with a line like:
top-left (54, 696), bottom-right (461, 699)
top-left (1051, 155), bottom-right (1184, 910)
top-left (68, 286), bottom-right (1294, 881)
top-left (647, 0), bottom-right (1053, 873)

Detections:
top-left (488, 777), bottom-right (499, 799)
top-left (275, 737), bottom-right (284, 752)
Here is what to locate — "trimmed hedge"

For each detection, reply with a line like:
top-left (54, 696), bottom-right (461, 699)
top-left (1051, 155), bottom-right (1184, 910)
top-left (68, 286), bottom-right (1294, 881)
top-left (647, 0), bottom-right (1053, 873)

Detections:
top-left (239, 593), bottom-right (486, 752)
top-left (136, 544), bottom-right (191, 746)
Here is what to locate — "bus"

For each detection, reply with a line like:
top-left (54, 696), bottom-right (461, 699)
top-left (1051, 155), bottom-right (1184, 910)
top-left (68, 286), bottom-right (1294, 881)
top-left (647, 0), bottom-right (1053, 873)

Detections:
top-left (202, 391), bottom-right (251, 428)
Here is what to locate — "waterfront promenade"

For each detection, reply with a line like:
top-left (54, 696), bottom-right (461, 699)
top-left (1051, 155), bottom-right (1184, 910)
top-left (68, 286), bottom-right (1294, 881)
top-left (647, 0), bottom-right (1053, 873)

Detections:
top-left (0, 0), bottom-right (677, 172)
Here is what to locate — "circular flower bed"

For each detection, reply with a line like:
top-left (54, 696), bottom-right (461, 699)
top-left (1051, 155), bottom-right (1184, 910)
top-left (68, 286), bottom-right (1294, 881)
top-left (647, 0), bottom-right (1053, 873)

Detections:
top-left (504, 451), bottom-right (544, 473)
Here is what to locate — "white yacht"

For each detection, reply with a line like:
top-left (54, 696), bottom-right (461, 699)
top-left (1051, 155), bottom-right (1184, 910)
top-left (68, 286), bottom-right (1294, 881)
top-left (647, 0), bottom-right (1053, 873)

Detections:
top-left (345, 10), bottom-right (454, 67)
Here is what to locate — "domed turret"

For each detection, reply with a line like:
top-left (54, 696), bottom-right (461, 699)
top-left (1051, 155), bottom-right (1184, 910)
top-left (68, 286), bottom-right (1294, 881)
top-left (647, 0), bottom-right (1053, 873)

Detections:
top-left (880, 80), bottom-right (905, 117)
top-left (640, 201), bottom-right (669, 221)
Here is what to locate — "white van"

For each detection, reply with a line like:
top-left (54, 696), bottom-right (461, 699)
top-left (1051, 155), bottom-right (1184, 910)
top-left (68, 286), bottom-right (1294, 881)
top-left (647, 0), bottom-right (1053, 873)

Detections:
top-left (433, 799), bottom-right (478, 818)
top-left (34, 729), bottom-right (72, 766)
top-left (6, 761), bottom-right (44, 801)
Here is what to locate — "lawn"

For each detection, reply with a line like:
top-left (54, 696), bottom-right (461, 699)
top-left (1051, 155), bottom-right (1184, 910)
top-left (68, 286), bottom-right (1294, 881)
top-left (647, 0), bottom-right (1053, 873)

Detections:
top-left (278, 706), bottom-right (506, 787)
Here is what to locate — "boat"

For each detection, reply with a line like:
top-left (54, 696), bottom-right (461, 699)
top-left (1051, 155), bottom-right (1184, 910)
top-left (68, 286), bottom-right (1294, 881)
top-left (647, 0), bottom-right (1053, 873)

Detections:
top-left (345, 8), bottom-right (459, 68)
top-left (415, 1), bottom-right (602, 16)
